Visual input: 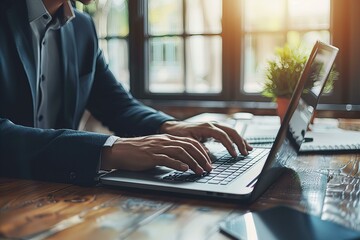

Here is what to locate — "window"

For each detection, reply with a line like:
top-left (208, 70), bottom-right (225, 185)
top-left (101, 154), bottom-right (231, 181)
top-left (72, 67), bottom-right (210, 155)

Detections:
top-left (147, 0), bottom-right (222, 94)
top-left (242, 0), bottom-right (331, 94)
top-left (76, 0), bottom-right (130, 90)
top-left (77, 0), bottom-right (360, 108)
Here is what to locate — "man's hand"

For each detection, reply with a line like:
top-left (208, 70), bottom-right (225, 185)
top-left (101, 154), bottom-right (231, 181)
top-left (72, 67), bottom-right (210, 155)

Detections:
top-left (159, 121), bottom-right (252, 157)
top-left (101, 121), bottom-right (252, 174)
top-left (101, 134), bottom-right (212, 175)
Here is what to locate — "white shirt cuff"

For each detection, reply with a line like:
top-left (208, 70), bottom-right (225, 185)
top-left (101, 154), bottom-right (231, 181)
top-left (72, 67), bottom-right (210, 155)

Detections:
top-left (98, 136), bottom-right (120, 173)
top-left (103, 135), bottom-right (120, 147)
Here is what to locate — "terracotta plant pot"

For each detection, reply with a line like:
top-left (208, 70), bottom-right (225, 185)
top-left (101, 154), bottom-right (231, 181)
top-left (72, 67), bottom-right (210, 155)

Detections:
top-left (276, 97), bottom-right (290, 123)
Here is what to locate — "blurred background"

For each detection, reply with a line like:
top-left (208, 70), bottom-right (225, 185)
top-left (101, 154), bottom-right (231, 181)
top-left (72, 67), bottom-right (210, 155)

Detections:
top-left (75, 0), bottom-right (360, 121)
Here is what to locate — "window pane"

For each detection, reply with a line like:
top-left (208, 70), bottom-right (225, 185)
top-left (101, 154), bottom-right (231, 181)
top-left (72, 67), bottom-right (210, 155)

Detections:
top-left (242, 0), bottom-right (331, 95)
top-left (186, 36), bottom-right (222, 93)
top-left (77, 1), bottom-right (130, 90)
top-left (75, 2), bottom-right (96, 16)
top-left (243, 34), bottom-right (285, 93)
top-left (100, 39), bottom-right (130, 90)
top-left (149, 37), bottom-right (184, 93)
top-left (148, 0), bottom-right (183, 35)
top-left (242, 31), bottom-right (330, 94)
top-left (79, 1), bottom-right (128, 38)
top-left (107, 0), bottom-right (129, 36)
top-left (185, 0), bottom-right (222, 34)
top-left (244, 0), bottom-right (286, 32)
top-left (288, 0), bottom-right (330, 29)
top-left (287, 31), bottom-right (330, 48)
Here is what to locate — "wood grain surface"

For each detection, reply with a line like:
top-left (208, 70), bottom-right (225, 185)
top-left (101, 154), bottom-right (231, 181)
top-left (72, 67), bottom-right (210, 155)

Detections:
top-left (1, 119), bottom-right (360, 240)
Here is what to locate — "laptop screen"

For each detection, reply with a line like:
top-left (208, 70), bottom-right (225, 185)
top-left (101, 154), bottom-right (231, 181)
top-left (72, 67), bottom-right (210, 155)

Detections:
top-left (252, 42), bottom-right (338, 198)
top-left (287, 43), bottom-right (339, 151)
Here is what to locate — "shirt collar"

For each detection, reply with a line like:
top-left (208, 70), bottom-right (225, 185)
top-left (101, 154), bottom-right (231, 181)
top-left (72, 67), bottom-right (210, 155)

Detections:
top-left (26, 0), bottom-right (75, 26)
top-left (62, 1), bottom-right (75, 24)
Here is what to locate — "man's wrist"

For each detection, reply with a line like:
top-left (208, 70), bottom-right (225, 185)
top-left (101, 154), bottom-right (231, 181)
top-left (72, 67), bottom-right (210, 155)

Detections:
top-left (159, 120), bottom-right (179, 134)
top-left (99, 136), bottom-right (120, 171)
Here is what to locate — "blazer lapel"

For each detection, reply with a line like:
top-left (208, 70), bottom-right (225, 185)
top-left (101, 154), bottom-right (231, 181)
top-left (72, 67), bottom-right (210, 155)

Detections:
top-left (6, 3), bottom-right (37, 113)
top-left (60, 23), bottom-right (79, 129)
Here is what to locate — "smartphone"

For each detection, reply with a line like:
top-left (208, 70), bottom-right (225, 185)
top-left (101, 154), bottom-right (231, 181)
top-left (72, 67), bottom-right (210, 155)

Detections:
top-left (219, 205), bottom-right (360, 240)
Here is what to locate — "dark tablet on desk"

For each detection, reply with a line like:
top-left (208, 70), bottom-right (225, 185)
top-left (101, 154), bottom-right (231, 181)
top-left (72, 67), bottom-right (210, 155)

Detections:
top-left (219, 206), bottom-right (360, 240)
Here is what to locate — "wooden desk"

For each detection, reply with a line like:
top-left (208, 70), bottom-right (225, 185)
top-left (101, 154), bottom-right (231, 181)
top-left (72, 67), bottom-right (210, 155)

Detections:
top-left (1, 119), bottom-right (360, 240)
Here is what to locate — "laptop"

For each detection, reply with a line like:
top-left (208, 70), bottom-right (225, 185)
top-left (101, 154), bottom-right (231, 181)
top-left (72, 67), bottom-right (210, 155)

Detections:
top-left (100, 41), bottom-right (339, 202)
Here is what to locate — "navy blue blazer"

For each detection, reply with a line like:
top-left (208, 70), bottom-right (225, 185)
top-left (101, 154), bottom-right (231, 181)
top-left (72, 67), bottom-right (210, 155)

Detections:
top-left (0, 1), bottom-right (173, 185)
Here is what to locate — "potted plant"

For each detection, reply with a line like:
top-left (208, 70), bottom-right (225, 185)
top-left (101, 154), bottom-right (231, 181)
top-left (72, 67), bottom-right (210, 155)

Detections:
top-left (262, 44), bottom-right (339, 122)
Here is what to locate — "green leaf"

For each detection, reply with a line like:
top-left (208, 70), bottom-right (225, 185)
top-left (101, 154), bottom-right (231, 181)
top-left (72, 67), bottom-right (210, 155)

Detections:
top-left (261, 44), bottom-right (338, 101)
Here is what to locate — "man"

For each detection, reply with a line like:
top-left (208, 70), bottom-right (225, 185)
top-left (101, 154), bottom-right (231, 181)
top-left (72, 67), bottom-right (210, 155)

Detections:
top-left (0, 0), bottom-right (252, 185)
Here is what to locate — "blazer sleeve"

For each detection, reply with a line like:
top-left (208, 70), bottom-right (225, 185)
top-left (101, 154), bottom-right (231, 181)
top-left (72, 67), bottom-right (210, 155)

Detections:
top-left (86, 50), bottom-right (175, 137)
top-left (77, 13), bottom-right (174, 137)
top-left (0, 118), bottom-right (110, 185)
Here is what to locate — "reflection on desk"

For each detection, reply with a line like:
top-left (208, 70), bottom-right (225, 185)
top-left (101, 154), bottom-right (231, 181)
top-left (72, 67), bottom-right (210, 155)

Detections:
top-left (0, 117), bottom-right (360, 239)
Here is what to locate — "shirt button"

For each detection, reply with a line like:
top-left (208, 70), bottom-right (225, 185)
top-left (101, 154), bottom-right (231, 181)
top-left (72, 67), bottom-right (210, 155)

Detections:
top-left (38, 115), bottom-right (43, 121)
top-left (42, 40), bottom-right (46, 45)
top-left (41, 75), bottom-right (45, 82)
top-left (43, 14), bottom-right (49, 20)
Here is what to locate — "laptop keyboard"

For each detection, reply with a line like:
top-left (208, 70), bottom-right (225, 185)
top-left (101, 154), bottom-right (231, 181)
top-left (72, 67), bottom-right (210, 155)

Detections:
top-left (163, 148), bottom-right (269, 185)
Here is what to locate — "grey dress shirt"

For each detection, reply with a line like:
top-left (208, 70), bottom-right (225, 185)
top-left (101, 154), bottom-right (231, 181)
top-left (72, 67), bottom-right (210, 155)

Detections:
top-left (26, 0), bottom-right (75, 129)
top-left (26, 0), bottom-right (118, 164)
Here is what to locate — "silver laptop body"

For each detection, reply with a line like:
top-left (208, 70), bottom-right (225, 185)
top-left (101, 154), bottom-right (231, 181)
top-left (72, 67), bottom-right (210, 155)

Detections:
top-left (100, 41), bottom-right (338, 202)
